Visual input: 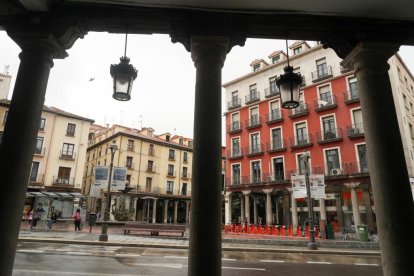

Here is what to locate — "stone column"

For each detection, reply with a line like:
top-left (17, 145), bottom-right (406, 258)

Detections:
top-left (319, 198), bottom-right (327, 239)
top-left (291, 191), bottom-right (298, 233)
top-left (274, 197), bottom-right (280, 225)
top-left (133, 198), bottom-right (138, 221)
top-left (253, 197), bottom-right (258, 225)
top-left (346, 183), bottom-right (361, 229)
top-left (182, 35), bottom-right (244, 276)
top-left (335, 193), bottom-right (344, 230)
top-left (185, 201), bottom-right (190, 223)
top-left (224, 192), bottom-right (232, 224)
top-left (152, 198), bottom-right (157, 223)
top-left (282, 190), bottom-right (291, 226)
top-left (240, 194), bottom-right (245, 222)
top-left (362, 189), bottom-right (375, 230)
top-left (342, 42), bottom-right (414, 275)
top-left (243, 191), bottom-right (251, 224)
top-left (263, 189), bottom-right (273, 226)
top-left (163, 199), bottom-right (169, 224)
top-left (174, 201), bottom-right (179, 223)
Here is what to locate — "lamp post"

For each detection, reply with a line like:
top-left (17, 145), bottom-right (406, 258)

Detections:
top-left (302, 152), bottom-right (318, 250)
top-left (98, 143), bottom-right (118, 242)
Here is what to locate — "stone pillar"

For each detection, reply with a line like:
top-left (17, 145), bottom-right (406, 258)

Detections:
top-left (319, 198), bottom-right (327, 221)
top-left (282, 190), bottom-right (291, 226)
top-left (275, 197), bottom-right (280, 225)
top-left (163, 199), bottom-right (169, 224)
top-left (185, 201), bottom-right (190, 223)
top-left (253, 197), bottom-right (258, 225)
top-left (291, 192), bottom-right (298, 233)
top-left (263, 189), bottom-right (273, 226)
top-left (224, 192), bottom-right (232, 224)
top-left (342, 42), bottom-right (414, 275)
top-left (174, 201), bottom-right (179, 223)
top-left (243, 191), bottom-right (251, 224)
top-left (109, 196), bottom-right (116, 221)
top-left (182, 35), bottom-right (244, 276)
top-left (240, 194), bottom-right (245, 222)
top-left (346, 183), bottom-right (361, 229)
top-left (133, 198), bottom-right (138, 221)
top-left (152, 198), bottom-right (157, 223)
top-left (335, 193), bottom-right (344, 230)
top-left (362, 189), bottom-right (375, 230)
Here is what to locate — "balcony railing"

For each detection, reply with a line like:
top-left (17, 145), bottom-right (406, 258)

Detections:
top-left (59, 151), bottom-right (76, 160)
top-left (127, 145), bottom-right (135, 152)
top-left (262, 171), bottom-right (287, 182)
top-left (246, 115), bottom-right (262, 129)
top-left (347, 123), bottom-right (364, 137)
top-left (316, 128), bottom-right (343, 144)
top-left (266, 109), bottom-right (283, 124)
top-left (264, 86), bottom-right (280, 98)
top-left (247, 144), bottom-right (263, 155)
top-left (314, 95), bottom-right (337, 111)
top-left (168, 155), bottom-right (176, 161)
top-left (266, 139), bottom-right (287, 152)
top-left (143, 187), bottom-right (191, 196)
top-left (146, 165), bottom-right (156, 173)
top-left (311, 65), bottom-right (333, 82)
top-left (125, 161), bottom-right (135, 169)
top-left (290, 134), bottom-right (313, 148)
top-left (227, 148), bottom-right (243, 159)
top-left (28, 174), bottom-right (44, 185)
top-left (245, 91), bottom-right (260, 104)
top-left (34, 147), bottom-right (46, 156)
top-left (167, 170), bottom-right (176, 177)
top-left (148, 148), bottom-right (155, 156)
top-left (288, 103), bottom-right (309, 118)
top-left (343, 162), bottom-right (370, 175)
top-left (227, 121), bottom-right (242, 133)
top-left (227, 97), bottom-right (241, 110)
top-left (344, 89), bottom-right (359, 104)
top-left (181, 172), bottom-right (191, 179)
top-left (53, 176), bottom-right (75, 185)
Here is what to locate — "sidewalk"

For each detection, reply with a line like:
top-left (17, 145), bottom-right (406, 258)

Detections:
top-left (19, 222), bottom-right (380, 256)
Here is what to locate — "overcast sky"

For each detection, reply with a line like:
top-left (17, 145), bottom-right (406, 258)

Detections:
top-left (1, 32), bottom-right (414, 142)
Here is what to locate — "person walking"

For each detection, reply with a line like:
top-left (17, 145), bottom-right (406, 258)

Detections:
top-left (31, 203), bottom-right (44, 229)
top-left (73, 209), bottom-right (82, 233)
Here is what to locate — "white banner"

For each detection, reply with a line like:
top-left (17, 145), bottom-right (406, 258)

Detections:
top-left (89, 184), bottom-right (101, 198)
top-left (94, 166), bottom-right (109, 186)
top-left (111, 167), bottom-right (127, 191)
top-left (309, 174), bottom-right (326, 199)
top-left (292, 175), bottom-right (307, 199)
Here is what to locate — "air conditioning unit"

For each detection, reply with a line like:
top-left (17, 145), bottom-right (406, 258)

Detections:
top-left (268, 175), bottom-right (275, 181)
top-left (291, 173), bottom-right (298, 177)
top-left (348, 128), bottom-right (360, 135)
top-left (331, 168), bottom-right (342, 175)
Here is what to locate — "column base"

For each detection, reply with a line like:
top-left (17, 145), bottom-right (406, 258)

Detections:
top-left (308, 242), bottom-right (318, 250)
top-left (98, 234), bottom-right (108, 242)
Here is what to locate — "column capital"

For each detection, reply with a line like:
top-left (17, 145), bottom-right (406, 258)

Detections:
top-left (189, 36), bottom-right (230, 69)
top-left (341, 41), bottom-right (400, 74)
top-left (242, 190), bottom-right (251, 196)
top-left (174, 200), bottom-right (179, 205)
top-left (345, 182), bottom-right (360, 189)
top-left (262, 189), bottom-right (273, 194)
top-left (153, 198), bottom-right (158, 202)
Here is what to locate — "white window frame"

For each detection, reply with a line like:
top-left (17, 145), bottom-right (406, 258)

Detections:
top-left (231, 162), bottom-right (242, 185)
top-left (354, 142), bottom-right (367, 173)
top-left (295, 151), bottom-right (311, 174)
top-left (323, 147), bottom-right (343, 175)
top-left (294, 120), bottom-right (309, 145)
top-left (269, 126), bottom-right (283, 149)
top-left (249, 159), bottom-right (262, 183)
top-left (317, 83), bottom-right (333, 104)
top-left (231, 136), bottom-right (241, 157)
top-left (319, 113), bottom-right (337, 132)
top-left (249, 131), bottom-right (261, 153)
top-left (271, 155), bottom-right (285, 180)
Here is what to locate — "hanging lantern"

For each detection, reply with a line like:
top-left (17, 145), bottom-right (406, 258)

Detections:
top-left (110, 33), bottom-right (137, 101)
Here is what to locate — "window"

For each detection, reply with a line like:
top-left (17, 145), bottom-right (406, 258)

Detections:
top-left (293, 47), bottom-right (302, 55)
top-left (179, 138), bottom-right (184, 145)
top-left (253, 64), bottom-right (260, 71)
top-left (57, 166), bottom-right (71, 184)
top-left (231, 113), bottom-right (240, 130)
top-left (326, 149), bottom-right (341, 174)
top-left (251, 161), bottom-right (261, 183)
top-left (352, 109), bottom-right (363, 132)
top-left (34, 137), bottom-right (44, 154)
top-left (2, 110), bottom-right (8, 125)
top-left (30, 161), bottom-right (40, 182)
top-left (146, 177), bottom-right (152, 192)
top-left (39, 118), bottom-right (46, 130)
top-left (61, 143), bottom-right (74, 158)
top-left (316, 58), bottom-right (328, 78)
top-left (168, 164), bottom-right (175, 176)
top-left (182, 167), bottom-right (188, 178)
top-left (181, 183), bottom-right (188, 196)
top-left (169, 149), bottom-right (175, 160)
top-left (149, 144), bottom-right (154, 155)
top-left (250, 107), bottom-right (259, 125)
top-left (273, 158), bottom-right (284, 180)
top-left (357, 144), bottom-right (369, 173)
top-left (297, 154), bottom-right (307, 175)
top-left (0, 131), bottom-right (3, 143)
top-left (147, 160), bottom-right (154, 172)
top-left (188, 141), bottom-right (193, 148)
top-left (271, 128), bottom-right (282, 149)
top-left (269, 77), bottom-right (278, 93)
top-left (166, 135), bottom-right (170, 141)
top-left (232, 137), bottom-right (240, 157)
top-left (126, 156), bottom-right (133, 169)
top-left (166, 181), bottom-right (174, 194)
top-left (231, 91), bottom-right (239, 105)
top-left (232, 164), bottom-right (240, 185)
top-left (126, 175), bottom-right (131, 185)
top-left (127, 139), bottom-right (134, 151)
top-left (348, 77), bottom-right (358, 99)
top-left (183, 151), bottom-right (188, 162)
top-left (318, 85), bottom-right (332, 106)
top-left (251, 133), bottom-right (260, 153)
top-left (295, 122), bottom-right (308, 145)
top-left (272, 55), bottom-right (280, 64)
top-left (249, 84), bottom-right (258, 100)
top-left (66, 123), bottom-right (76, 136)
top-left (270, 101), bottom-right (280, 121)
top-left (322, 116), bottom-right (336, 139)
top-left (410, 123), bottom-right (414, 138)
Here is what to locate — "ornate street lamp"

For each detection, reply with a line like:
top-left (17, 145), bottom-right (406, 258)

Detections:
top-left (98, 141), bottom-right (118, 242)
top-left (110, 33), bottom-right (138, 101)
top-left (277, 39), bottom-right (303, 109)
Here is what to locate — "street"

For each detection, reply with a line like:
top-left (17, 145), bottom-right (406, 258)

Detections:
top-left (13, 242), bottom-right (382, 276)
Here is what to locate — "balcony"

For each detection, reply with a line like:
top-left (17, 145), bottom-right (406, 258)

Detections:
top-left (59, 151), bottom-right (76, 160)
top-left (290, 134), bottom-right (313, 149)
top-left (247, 144), bottom-right (264, 156)
top-left (344, 89), bottom-right (359, 104)
top-left (125, 162), bottom-right (135, 169)
top-left (311, 66), bottom-right (333, 82)
top-left (347, 123), bottom-right (364, 138)
top-left (148, 148), bottom-right (155, 156)
top-left (264, 86), bottom-right (280, 98)
top-left (266, 109), bottom-right (283, 124)
top-left (181, 172), bottom-right (191, 180)
top-left (34, 147), bottom-right (46, 156)
top-left (263, 172), bottom-right (288, 182)
top-left (227, 97), bottom-right (241, 110)
top-left (343, 162), bottom-right (370, 175)
top-left (52, 176), bottom-right (75, 186)
top-left (146, 187), bottom-right (191, 196)
top-left (146, 165), bottom-right (156, 173)
top-left (266, 139), bottom-right (287, 153)
top-left (28, 174), bottom-right (44, 186)
top-left (246, 115), bottom-right (262, 129)
top-left (316, 128), bottom-right (343, 144)
top-left (168, 155), bottom-right (176, 161)
top-left (167, 170), bottom-right (176, 177)
top-left (288, 103), bottom-right (309, 118)
top-left (227, 148), bottom-right (243, 159)
top-left (245, 91), bottom-right (260, 105)
top-left (227, 177), bottom-right (241, 186)
top-left (227, 121), bottom-right (242, 133)
top-left (314, 95), bottom-right (337, 112)
top-left (127, 145), bottom-right (135, 152)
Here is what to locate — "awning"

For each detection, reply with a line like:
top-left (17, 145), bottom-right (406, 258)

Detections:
top-left (69, 192), bottom-right (85, 198)
top-left (42, 192), bottom-right (59, 197)
top-left (56, 192), bottom-right (72, 198)
top-left (29, 192), bottom-right (46, 197)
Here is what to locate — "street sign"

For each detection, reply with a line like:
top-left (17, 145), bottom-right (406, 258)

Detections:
top-left (291, 174), bottom-right (326, 199)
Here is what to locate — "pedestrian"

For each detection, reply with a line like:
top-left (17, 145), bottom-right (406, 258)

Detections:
top-left (47, 210), bottom-right (58, 230)
top-left (31, 203), bottom-right (44, 229)
top-left (73, 209), bottom-right (82, 232)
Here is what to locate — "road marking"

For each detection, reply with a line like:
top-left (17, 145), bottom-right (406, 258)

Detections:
top-left (164, 255), bottom-right (188, 259)
top-left (17, 249), bottom-right (44, 254)
top-left (129, 263), bottom-right (185, 269)
top-left (307, 261), bottom-right (332, 264)
top-left (115, 253), bottom-right (141, 258)
top-left (222, 266), bottom-right (266, 271)
top-left (65, 251), bottom-right (92, 256)
top-left (260, 260), bottom-right (285, 263)
top-left (354, 263), bottom-right (380, 266)
top-left (13, 270), bottom-right (152, 276)
top-left (222, 258), bottom-right (237, 261)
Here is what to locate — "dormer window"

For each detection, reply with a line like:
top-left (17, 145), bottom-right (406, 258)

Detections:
top-left (272, 55), bottom-right (280, 64)
top-left (293, 47), bottom-right (302, 55)
top-left (166, 135), bottom-right (170, 141)
top-left (253, 64), bottom-right (260, 72)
